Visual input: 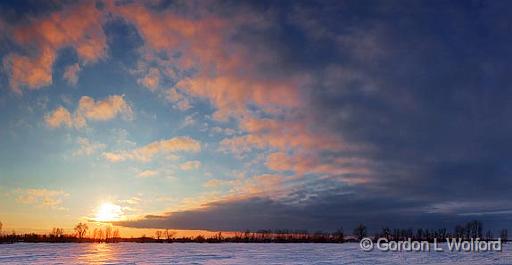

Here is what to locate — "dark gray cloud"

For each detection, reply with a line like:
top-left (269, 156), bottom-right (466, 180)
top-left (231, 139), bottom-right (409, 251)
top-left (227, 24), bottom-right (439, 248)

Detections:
top-left (116, 189), bottom-right (512, 232)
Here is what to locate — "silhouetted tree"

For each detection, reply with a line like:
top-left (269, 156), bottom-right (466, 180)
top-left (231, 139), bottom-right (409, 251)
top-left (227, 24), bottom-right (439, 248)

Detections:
top-left (334, 227), bottom-right (344, 242)
top-left (485, 230), bottom-right (493, 240)
top-left (353, 224), bottom-right (367, 240)
top-left (93, 228), bottom-right (100, 241)
top-left (74, 223), bottom-right (88, 239)
top-left (454, 224), bottom-right (465, 239)
top-left (500, 229), bottom-right (508, 241)
top-left (105, 226), bottom-right (112, 242)
top-left (50, 227), bottom-right (64, 238)
top-left (113, 228), bottom-right (120, 242)
top-left (164, 229), bottom-right (176, 241)
top-left (194, 235), bottom-right (205, 243)
top-left (97, 228), bottom-right (104, 241)
top-left (155, 230), bottom-right (162, 240)
top-left (465, 220), bottom-right (483, 239)
top-left (437, 228), bottom-right (447, 240)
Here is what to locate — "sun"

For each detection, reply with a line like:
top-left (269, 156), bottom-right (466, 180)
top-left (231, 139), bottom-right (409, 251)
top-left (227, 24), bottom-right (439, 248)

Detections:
top-left (95, 202), bottom-right (122, 222)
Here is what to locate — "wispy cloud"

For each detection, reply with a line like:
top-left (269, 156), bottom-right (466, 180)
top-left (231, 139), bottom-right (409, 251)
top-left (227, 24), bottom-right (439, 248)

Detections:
top-left (63, 63), bottom-right (81, 86)
top-left (73, 137), bottom-right (106, 156)
top-left (15, 188), bottom-right (69, 210)
top-left (103, 137), bottom-right (201, 162)
top-left (179, 160), bottom-right (201, 171)
top-left (137, 169), bottom-right (158, 178)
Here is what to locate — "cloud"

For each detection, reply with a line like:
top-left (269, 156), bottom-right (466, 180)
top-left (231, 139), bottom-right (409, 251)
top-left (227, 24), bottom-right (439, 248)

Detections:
top-left (166, 88), bottom-right (192, 111)
top-left (137, 170), bottom-right (158, 178)
top-left (112, 192), bottom-right (457, 232)
top-left (210, 126), bottom-right (237, 136)
top-left (73, 137), bottom-right (106, 156)
top-left (113, 1), bottom-right (307, 120)
top-left (8, 0), bottom-right (512, 232)
top-left (179, 160), bottom-right (201, 171)
top-left (181, 115), bottom-right (196, 127)
top-left (2, 2), bottom-right (106, 93)
top-left (77, 95), bottom-right (133, 121)
top-left (138, 67), bottom-right (160, 90)
top-left (265, 152), bottom-right (372, 184)
top-left (103, 136), bottom-right (201, 162)
top-left (45, 106), bottom-right (73, 128)
top-left (203, 179), bottom-right (224, 188)
top-left (45, 95), bottom-right (133, 128)
top-left (3, 47), bottom-right (55, 93)
top-left (15, 188), bottom-right (69, 210)
top-left (63, 63), bottom-right (81, 86)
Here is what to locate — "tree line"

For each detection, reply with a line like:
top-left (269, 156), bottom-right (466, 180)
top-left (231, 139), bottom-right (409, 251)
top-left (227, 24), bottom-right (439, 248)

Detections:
top-left (0, 220), bottom-right (508, 244)
top-left (0, 222), bottom-right (121, 243)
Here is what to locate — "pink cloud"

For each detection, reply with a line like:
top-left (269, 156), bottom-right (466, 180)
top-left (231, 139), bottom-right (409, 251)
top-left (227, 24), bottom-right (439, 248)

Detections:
top-left (45, 106), bottom-right (73, 128)
top-left (45, 95), bottom-right (133, 129)
top-left (112, 2), bottom-right (307, 120)
top-left (266, 151), bottom-right (372, 184)
top-left (3, 2), bottom-right (106, 93)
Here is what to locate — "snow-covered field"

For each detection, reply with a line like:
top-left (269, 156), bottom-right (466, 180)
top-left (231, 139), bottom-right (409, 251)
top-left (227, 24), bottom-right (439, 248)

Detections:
top-left (1, 243), bottom-right (511, 264)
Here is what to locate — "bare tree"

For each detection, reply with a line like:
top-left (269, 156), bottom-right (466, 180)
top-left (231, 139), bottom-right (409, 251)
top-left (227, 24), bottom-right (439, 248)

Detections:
top-left (0, 221), bottom-right (3, 236)
top-left (97, 228), bottom-right (104, 241)
top-left (353, 224), bottom-right (368, 240)
top-left (50, 227), bottom-right (64, 238)
top-left (74, 223), bottom-right (88, 239)
top-left (155, 230), bottom-right (162, 240)
top-left (164, 229), bottom-right (176, 240)
top-left (334, 227), bottom-right (344, 242)
top-left (500, 229), bottom-right (508, 242)
top-left (105, 226), bottom-right (112, 242)
top-left (465, 220), bottom-right (483, 239)
top-left (113, 229), bottom-right (120, 240)
top-left (454, 224), bottom-right (465, 239)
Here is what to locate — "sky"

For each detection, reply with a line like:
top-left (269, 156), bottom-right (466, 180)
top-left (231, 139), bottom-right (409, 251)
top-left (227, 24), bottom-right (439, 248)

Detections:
top-left (1, 0), bottom-right (512, 235)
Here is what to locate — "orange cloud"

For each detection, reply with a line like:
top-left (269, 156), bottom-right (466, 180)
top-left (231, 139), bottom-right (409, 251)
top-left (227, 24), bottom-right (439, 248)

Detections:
top-left (77, 95), bottom-right (133, 121)
top-left (103, 137), bottom-right (201, 162)
top-left (265, 151), bottom-right (372, 183)
top-left (45, 95), bottom-right (133, 129)
top-left (45, 106), bottom-right (73, 128)
top-left (3, 2), bottom-right (106, 93)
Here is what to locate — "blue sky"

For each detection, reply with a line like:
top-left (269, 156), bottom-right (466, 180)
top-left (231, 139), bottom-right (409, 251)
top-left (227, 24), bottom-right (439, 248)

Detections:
top-left (1, 0), bottom-right (512, 233)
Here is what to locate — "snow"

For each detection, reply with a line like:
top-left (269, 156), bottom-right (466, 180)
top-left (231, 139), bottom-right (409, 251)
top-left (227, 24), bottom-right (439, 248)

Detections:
top-left (0, 243), bottom-right (511, 264)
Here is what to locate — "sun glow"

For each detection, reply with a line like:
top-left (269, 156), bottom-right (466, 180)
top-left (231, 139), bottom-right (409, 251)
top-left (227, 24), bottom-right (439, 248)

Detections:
top-left (95, 202), bottom-right (123, 222)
